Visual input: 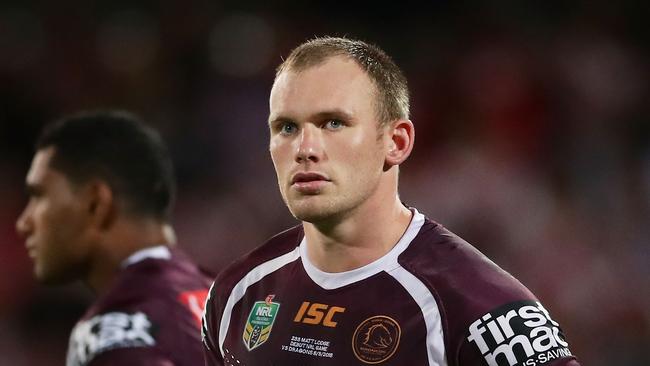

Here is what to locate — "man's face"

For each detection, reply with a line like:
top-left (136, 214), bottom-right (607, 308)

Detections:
top-left (269, 56), bottom-right (389, 223)
top-left (16, 147), bottom-right (91, 284)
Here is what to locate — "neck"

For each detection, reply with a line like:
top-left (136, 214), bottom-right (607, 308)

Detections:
top-left (302, 194), bottom-right (412, 273)
top-left (85, 218), bottom-right (175, 294)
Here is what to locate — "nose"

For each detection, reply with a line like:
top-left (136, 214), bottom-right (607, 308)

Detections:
top-left (295, 124), bottom-right (323, 164)
top-left (15, 205), bottom-right (32, 239)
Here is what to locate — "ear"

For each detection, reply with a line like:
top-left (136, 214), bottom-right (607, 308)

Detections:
top-left (84, 180), bottom-right (116, 230)
top-left (384, 119), bottom-right (415, 167)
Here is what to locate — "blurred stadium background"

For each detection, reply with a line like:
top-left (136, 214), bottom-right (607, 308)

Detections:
top-left (0, 1), bottom-right (648, 365)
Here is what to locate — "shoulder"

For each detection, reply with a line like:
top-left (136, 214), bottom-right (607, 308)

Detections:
top-left (209, 225), bottom-right (303, 301)
top-left (399, 218), bottom-right (535, 311)
top-left (398, 218), bottom-right (536, 331)
top-left (68, 308), bottom-right (161, 366)
top-left (399, 217), bottom-right (579, 366)
top-left (201, 225), bottom-right (303, 355)
top-left (70, 252), bottom-right (209, 366)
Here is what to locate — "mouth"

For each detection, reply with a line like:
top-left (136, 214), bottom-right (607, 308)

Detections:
top-left (290, 172), bottom-right (331, 193)
top-left (291, 172), bottom-right (329, 184)
top-left (25, 242), bottom-right (37, 259)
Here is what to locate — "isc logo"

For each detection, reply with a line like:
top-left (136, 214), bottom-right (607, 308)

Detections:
top-left (293, 302), bottom-right (345, 327)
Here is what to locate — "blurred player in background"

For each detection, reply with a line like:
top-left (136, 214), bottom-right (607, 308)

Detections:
top-left (16, 111), bottom-right (211, 366)
top-left (201, 37), bottom-right (581, 366)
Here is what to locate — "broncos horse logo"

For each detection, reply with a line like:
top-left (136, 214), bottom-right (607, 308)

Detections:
top-left (353, 315), bottom-right (401, 363)
top-left (362, 323), bottom-right (393, 348)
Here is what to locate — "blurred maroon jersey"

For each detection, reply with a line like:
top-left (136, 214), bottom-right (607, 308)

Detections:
top-left (67, 246), bottom-right (211, 366)
top-left (202, 209), bottom-right (580, 366)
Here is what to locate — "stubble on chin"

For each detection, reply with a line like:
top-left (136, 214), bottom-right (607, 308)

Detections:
top-left (286, 195), bottom-right (335, 223)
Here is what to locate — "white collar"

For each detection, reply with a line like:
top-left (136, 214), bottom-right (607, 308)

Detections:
top-left (300, 208), bottom-right (425, 289)
top-left (121, 245), bottom-right (171, 268)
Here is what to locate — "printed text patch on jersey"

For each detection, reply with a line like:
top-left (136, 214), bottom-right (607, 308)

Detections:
top-left (67, 311), bottom-right (156, 366)
top-left (467, 300), bottom-right (573, 366)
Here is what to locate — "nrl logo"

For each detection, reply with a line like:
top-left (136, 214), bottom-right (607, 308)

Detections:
top-left (243, 294), bottom-right (280, 351)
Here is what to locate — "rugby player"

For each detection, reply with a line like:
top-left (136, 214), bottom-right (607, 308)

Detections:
top-left (17, 111), bottom-right (211, 366)
top-left (202, 37), bottom-right (580, 366)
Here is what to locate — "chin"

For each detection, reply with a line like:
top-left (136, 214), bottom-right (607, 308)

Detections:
top-left (35, 266), bottom-right (74, 285)
top-left (292, 211), bottom-right (330, 224)
top-left (35, 271), bottom-right (57, 285)
top-left (287, 199), bottom-right (342, 224)
top-left (288, 206), bottom-right (320, 222)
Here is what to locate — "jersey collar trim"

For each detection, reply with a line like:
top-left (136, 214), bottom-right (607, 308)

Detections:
top-left (121, 245), bottom-right (172, 268)
top-left (300, 208), bottom-right (425, 290)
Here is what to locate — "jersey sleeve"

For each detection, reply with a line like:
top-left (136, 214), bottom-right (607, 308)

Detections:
top-left (458, 299), bottom-right (580, 366)
top-left (67, 311), bottom-right (164, 366)
top-left (202, 281), bottom-right (224, 366)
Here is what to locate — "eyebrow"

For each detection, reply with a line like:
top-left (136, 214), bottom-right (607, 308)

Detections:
top-left (268, 109), bottom-right (355, 125)
top-left (313, 110), bottom-right (354, 121)
top-left (268, 115), bottom-right (292, 126)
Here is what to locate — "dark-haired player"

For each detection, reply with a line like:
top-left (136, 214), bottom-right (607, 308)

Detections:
top-left (202, 37), bottom-right (581, 365)
top-left (16, 111), bottom-right (211, 366)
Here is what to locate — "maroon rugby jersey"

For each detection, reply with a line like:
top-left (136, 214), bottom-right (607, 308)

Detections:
top-left (202, 209), bottom-right (580, 366)
top-left (66, 246), bottom-right (211, 366)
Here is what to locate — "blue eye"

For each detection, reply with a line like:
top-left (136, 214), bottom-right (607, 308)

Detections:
top-left (280, 122), bottom-right (297, 134)
top-left (325, 119), bottom-right (343, 130)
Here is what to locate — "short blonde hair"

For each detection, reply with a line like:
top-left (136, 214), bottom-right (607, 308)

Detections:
top-left (276, 36), bottom-right (410, 127)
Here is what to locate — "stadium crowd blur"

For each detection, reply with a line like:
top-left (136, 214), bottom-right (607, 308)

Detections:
top-left (0, 1), bottom-right (647, 365)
